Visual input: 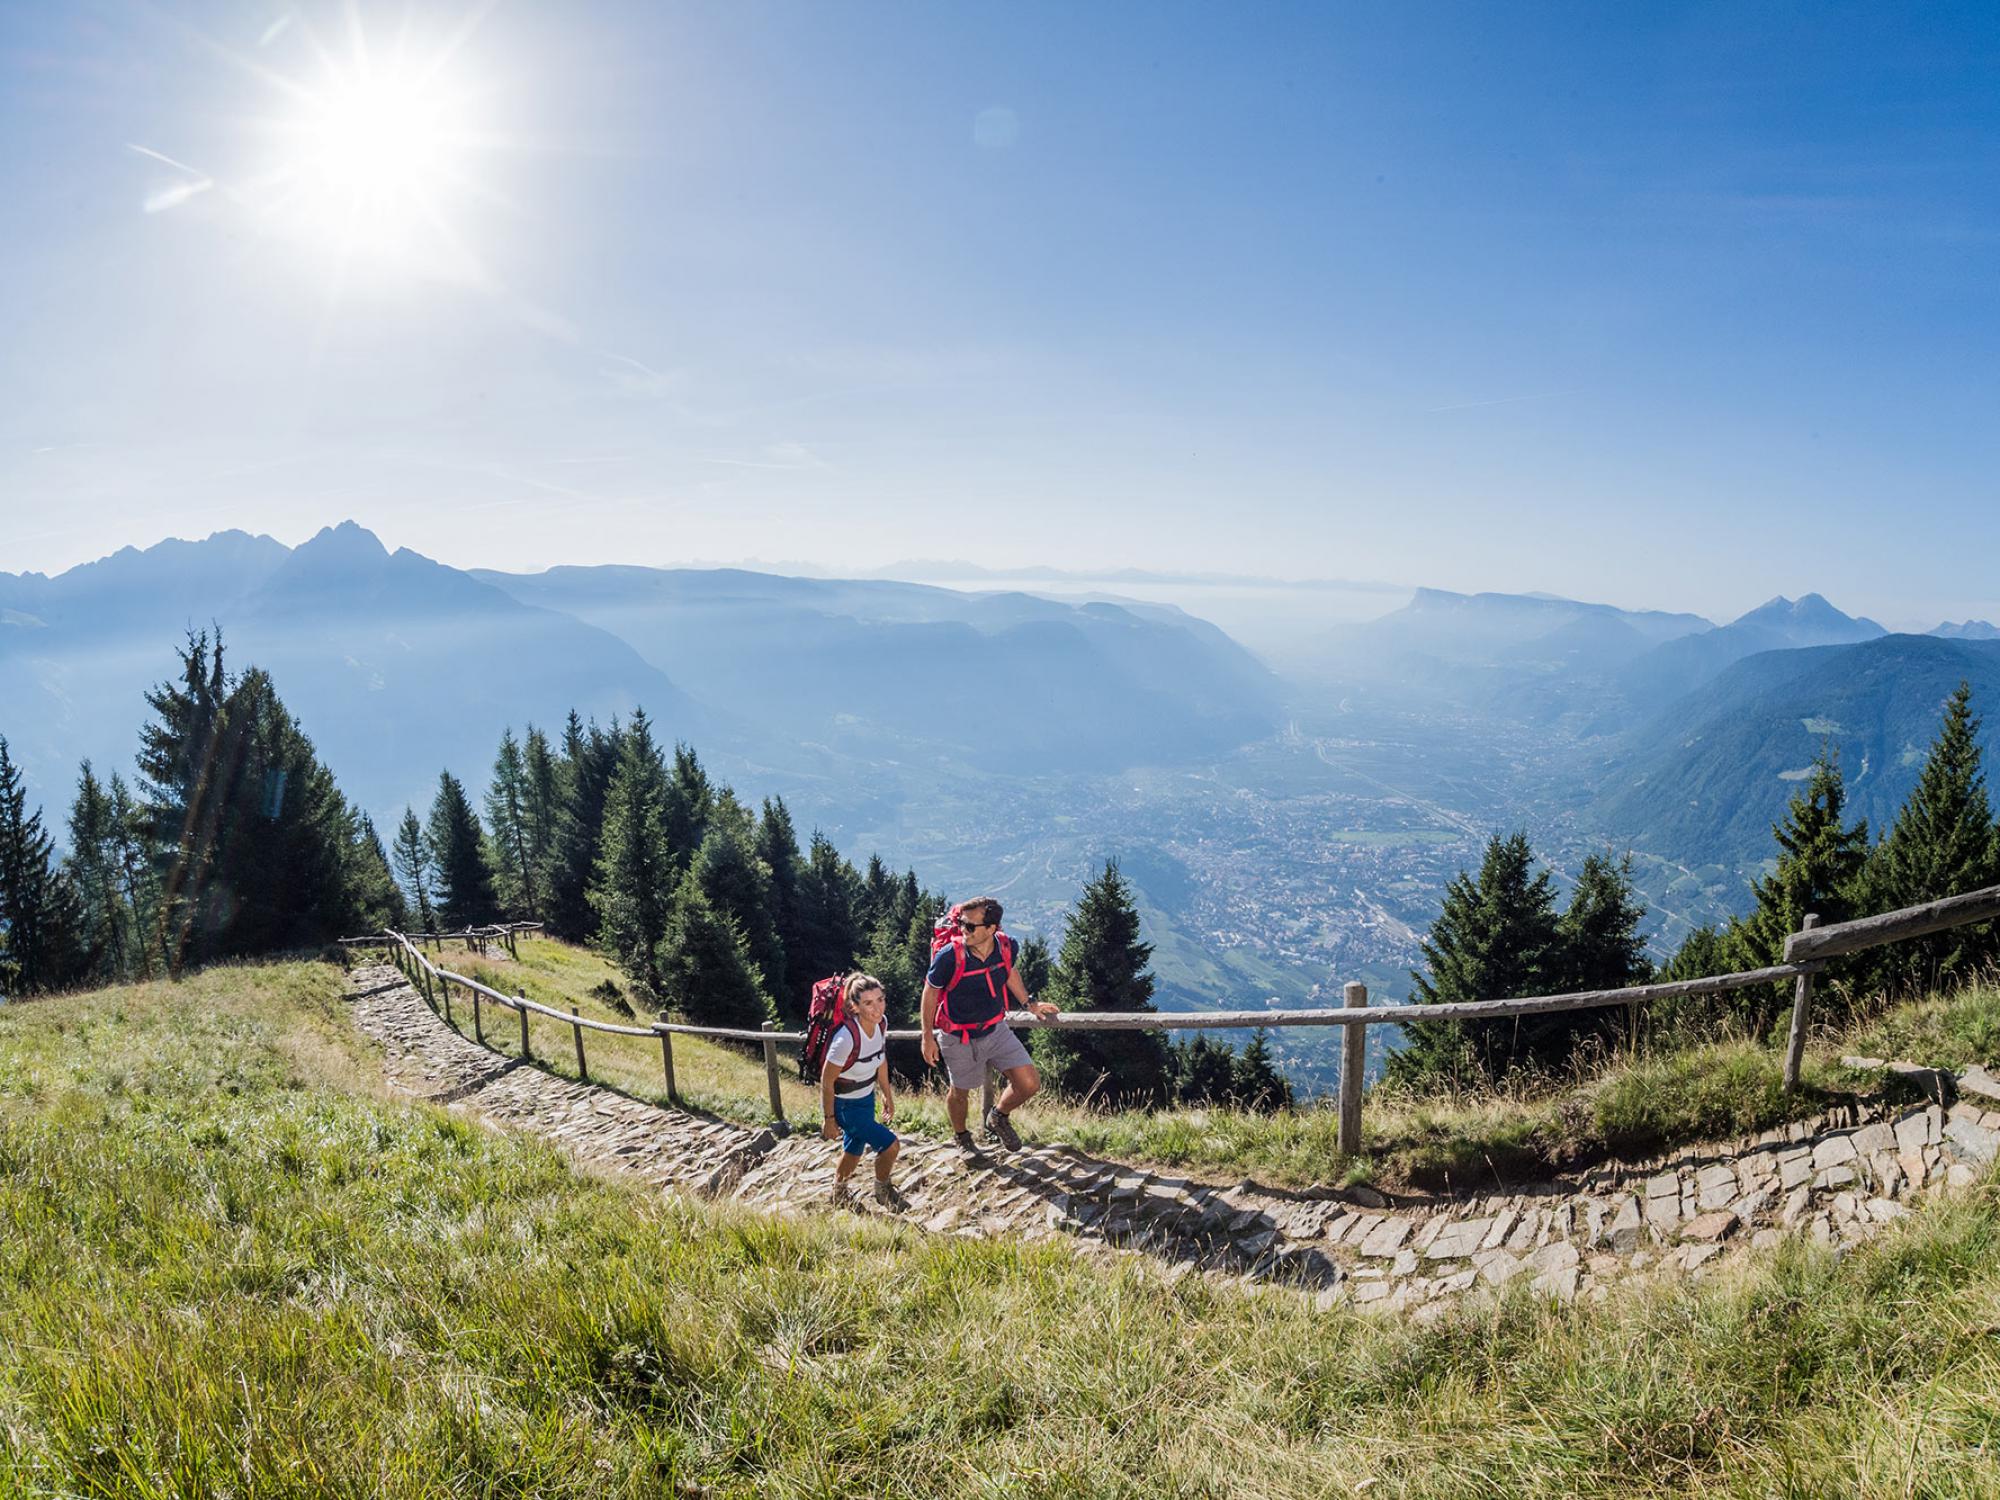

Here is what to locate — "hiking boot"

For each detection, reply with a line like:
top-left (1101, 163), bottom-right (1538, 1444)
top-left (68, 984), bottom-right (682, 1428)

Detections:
top-left (830, 1180), bottom-right (858, 1208)
top-left (984, 1106), bottom-right (1022, 1152)
top-left (872, 1180), bottom-right (909, 1212)
top-left (952, 1129), bottom-right (983, 1159)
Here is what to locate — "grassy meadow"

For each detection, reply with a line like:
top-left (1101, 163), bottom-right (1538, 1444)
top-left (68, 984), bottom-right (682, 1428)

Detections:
top-left (4, 961), bottom-right (2000, 1496)
top-left (419, 936), bottom-right (2000, 1194)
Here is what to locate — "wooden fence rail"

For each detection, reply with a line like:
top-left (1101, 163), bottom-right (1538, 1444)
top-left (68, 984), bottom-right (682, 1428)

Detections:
top-left (378, 879), bottom-right (2000, 1155)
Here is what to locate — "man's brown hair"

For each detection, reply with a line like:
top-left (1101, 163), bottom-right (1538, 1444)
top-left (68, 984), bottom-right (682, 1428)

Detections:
top-left (961, 896), bottom-right (1004, 929)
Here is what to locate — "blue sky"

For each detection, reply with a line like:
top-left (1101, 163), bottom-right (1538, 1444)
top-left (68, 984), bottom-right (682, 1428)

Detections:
top-left (2, 1), bottom-right (1997, 627)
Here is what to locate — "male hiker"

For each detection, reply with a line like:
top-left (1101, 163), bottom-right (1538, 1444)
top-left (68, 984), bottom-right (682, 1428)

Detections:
top-left (920, 896), bottom-right (1060, 1153)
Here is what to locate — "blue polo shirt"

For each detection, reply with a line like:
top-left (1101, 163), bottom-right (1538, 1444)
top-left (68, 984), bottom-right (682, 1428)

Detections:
top-left (927, 934), bottom-right (1016, 1033)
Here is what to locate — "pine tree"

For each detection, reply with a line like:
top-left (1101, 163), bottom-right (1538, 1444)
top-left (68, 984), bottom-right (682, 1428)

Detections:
top-left (1035, 860), bottom-right (1171, 1107)
top-left (485, 728), bottom-right (541, 919)
top-left (135, 630), bottom-right (232, 973)
top-left (756, 797), bottom-right (808, 1007)
top-left (689, 821), bottom-right (786, 1011)
top-left (589, 710), bottom-right (674, 997)
top-left (0, 737), bottom-right (84, 995)
top-left (1725, 747), bottom-right (1868, 1032)
top-left (795, 831), bottom-right (862, 985)
top-left (657, 871), bottom-right (774, 1029)
top-left (104, 773), bottom-right (158, 979)
top-left (1386, 833), bottom-right (1563, 1088)
top-left (1864, 682), bottom-right (2000, 990)
top-left (1231, 1028), bottom-right (1292, 1110)
top-left (521, 725), bottom-right (562, 919)
top-left (1169, 1034), bottom-right (1239, 1106)
top-left (1533, 852), bottom-right (1652, 1061)
top-left (1016, 933), bottom-right (1053, 1000)
top-left (427, 769), bottom-right (499, 928)
top-left (392, 809), bottom-right (437, 932)
top-left (661, 742), bottom-right (715, 873)
top-left (64, 761), bottom-right (133, 983)
top-left (352, 814), bottom-right (407, 931)
top-left (545, 714), bottom-right (621, 942)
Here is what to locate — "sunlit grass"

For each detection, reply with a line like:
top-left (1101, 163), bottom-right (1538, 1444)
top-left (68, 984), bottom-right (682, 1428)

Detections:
top-left (5, 964), bottom-right (2000, 1495)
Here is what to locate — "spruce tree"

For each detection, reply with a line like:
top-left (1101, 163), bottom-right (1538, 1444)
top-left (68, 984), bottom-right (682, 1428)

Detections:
top-left (795, 830), bottom-right (862, 984)
top-left (657, 870), bottom-right (774, 1029)
top-left (427, 769), bottom-right (499, 928)
top-left (1231, 1028), bottom-right (1292, 1110)
top-left (661, 742), bottom-right (715, 873)
top-left (589, 710), bottom-right (674, 997)
top-left (756, 797), bottom-right (808, 1006)
top-left (1016, 932), bottom-right (1053, 1000)
top-left (521, 725), bottom-right (562, 918)
top-left (1725, 747), bottom-right (1868, 1031)
top-left (65, 761), bottom-right (133, 983)
top-left (353, 814), bottom-right (407, 930)
top-left (136, 631), bottom-right (232, 972)
top-left (1035, 860), bottom-right (1171, 1107)
top-left (392, 809), bottom-right (437, 932)
top-left (1386, 833), bottom-right (1562, 1088)
top-left (545, 714), bottom-right (621, 942)
top-left (1865, 682), bottom-right (2000, 989)
top-left (0, 737), bottom-right (84, 995)
top-left (689, 821), bottom-right (787, 1011)
top-left (485, 728), bottom-right (541, 919)
top-left (105, 772), bottom-right (158, 979)
top-left (1537, 852), bottom-right (1652, 1060)
top-left (1170, 1033), bottom-right (1239, 1105)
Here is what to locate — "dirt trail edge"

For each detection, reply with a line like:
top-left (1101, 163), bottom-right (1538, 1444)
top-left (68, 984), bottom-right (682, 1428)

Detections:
top-left (346, 962), bottom-right (2000, 1315)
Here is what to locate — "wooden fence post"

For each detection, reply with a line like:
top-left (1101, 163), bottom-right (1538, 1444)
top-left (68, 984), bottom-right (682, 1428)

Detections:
top-left (441, 974), bottom-right (453, 1027)
top-left (762, 1021), bottom-right (787, 1129)
top-left (1782, 913), bottom-right (1820, 1092)
top-left (473, 988), bottom-right (484, 1046)
top-left (518, 1000), bottom-right (531, 1060)
top-left (572, 1007), bottom-right (588, 1081)
top-left (1339, 981), bottom-right (1368, 1156)
top-left (660, 1029), bottom-right (678, 1103)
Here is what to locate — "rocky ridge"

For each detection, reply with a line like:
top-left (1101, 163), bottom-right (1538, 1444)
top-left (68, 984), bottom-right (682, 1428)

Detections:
top-left (345, 962), bottom-right (2000, 1315)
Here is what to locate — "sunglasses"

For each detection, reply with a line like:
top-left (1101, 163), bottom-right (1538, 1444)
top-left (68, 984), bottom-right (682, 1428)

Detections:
top-left (956, 917), bottom-right (987, 931)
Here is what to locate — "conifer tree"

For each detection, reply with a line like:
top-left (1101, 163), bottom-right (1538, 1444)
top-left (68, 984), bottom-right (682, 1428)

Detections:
top-left (1864, 682), bottom-right (2000, 989)
top-left (485, 728), bottom-right (541, 919)
top-left (857, 853), bottom-right (895, 939)
top-left (1231, 1028), bottom-right (1292, 1110)
top-left (1725, 747), bottom-right (1868, 1031)
top-left (545, 713), bottom-right (621, 942)
top-left (1035, 860), bottom-right (1171, 1106)
top-left (1535, 852), bottom-right (1652, 1058)
top-left (105, 772), bottom-right (158, 979)
top-left (392, 809), bottom-right (437, 933)
top-left (656, 870), bottom-right (774, 1029)
top-left (65, 761), bottom-right (133, 983)
top-left (427, 769), bottom-right (499, 929)
top-left (0, 737), bottom-right (84, 995)
top-left (661, 742), bottom-right (715, 873)
top-left (795, 830), bottom-right (862, 985)
top-left (689, 821), bottom-right (787, 1010)
top-left (1016, 932), bottom-right (1053, 1001)
top-left (1169, 1033), bottom-right (1239, 1105)
top-left (589, 710), bottom-right (674, 996)
top-left (353, 814), bottom-right (407, 930)
top-left (521, 725), bottom-right (562, 917)
top-left (1386, 833), bottom-right (1562, 1088)
top-left (136, 630), bottom-right (232, 972)
top-left (756, 797), bottom-right (808, 1006)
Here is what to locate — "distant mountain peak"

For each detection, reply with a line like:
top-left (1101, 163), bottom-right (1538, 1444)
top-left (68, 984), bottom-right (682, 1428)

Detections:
top-left (1933, 619), bottom-right (2000, 641)
top-left (296, 520), bottom-right (390, 560)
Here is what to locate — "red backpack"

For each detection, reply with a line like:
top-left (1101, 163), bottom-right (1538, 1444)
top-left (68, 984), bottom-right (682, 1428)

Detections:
top-left (931, 903), bottom-right (1017, 1039)
top-left (799, 975), bottom-right (861, 1082)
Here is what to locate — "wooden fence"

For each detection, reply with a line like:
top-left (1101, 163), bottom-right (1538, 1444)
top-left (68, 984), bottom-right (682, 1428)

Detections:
top-left (370, 881), bottom-right (2000, 1154)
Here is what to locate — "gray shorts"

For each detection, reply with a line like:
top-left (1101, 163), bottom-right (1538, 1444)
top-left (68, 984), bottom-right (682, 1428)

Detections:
top-left (936, 1022), bottom-right (1033, 1091)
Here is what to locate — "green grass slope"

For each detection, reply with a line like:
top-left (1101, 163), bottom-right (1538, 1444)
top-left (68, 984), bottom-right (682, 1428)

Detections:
top-left (5, 963), bottom-right (2000, 1496)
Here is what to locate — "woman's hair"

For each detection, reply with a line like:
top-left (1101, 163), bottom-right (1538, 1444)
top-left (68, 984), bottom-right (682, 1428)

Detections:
top-left (843, 971), bottom-right (885, 1004)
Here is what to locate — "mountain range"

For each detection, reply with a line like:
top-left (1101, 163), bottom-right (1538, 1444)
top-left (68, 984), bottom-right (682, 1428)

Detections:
top-left (0, 525), bottom-right (1279, 826)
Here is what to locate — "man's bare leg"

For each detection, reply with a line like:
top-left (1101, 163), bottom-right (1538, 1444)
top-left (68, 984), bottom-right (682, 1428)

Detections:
top-left (945, 1086), bottom-right (970, 1132)
top-left (996, 1063), bottom-right (1041, 1115)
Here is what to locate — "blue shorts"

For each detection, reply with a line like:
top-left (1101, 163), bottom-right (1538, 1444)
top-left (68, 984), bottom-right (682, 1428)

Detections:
top-left (833, 1093), bottom-right (897, 1157)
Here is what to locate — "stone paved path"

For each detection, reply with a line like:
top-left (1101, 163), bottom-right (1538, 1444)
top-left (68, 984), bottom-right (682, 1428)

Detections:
top-left (346, 963), bottom-right (2000, 1314)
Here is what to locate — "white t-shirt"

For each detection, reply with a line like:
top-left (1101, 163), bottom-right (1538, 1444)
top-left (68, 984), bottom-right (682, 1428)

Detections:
top-left (824, 1017), bottom-right (886, 1099)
